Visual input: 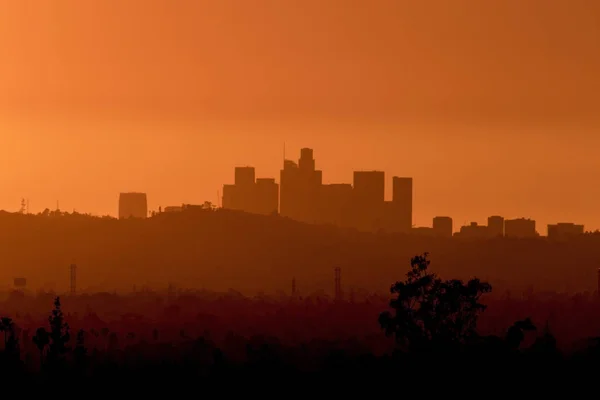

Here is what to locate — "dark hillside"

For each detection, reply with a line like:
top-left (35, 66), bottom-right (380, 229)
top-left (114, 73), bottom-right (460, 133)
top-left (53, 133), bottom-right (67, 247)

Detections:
top-left (0, 210), bottom-right (599, 294)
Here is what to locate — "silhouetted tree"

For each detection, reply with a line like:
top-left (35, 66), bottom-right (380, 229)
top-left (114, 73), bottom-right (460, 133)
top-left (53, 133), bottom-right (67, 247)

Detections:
top-left (379, 253), bottom-right (492, 352)
top-left (47, 297), bottom-right (70, 364)
top-left (32, 327), bottom-right (49, 366)
top-left (0, 317), bottom-right (20, 362)
top-left (530, 322), bottom-right (559, 358)
top-left (0, 317), bottom-right (13, 346)
top-left (505, 317), bottom-right (536, 350)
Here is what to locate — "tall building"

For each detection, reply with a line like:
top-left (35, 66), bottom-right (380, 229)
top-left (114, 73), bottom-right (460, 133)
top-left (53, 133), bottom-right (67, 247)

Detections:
top-left (353, 171), bottom-right (385, 231)
top-left (118, 193), bottom-right (148, 219)
top-left (222, 184), bottom-right (240, 210)
top-left (235, 166), bottom-right (256, 187)
top-left (487, 215), bottom-right (505, 237)
top-left (222, 167), bottom-right (279, 216)
top-left (433, 216), bottom-right (453, 238)
top-left (280, 148), bottom-right (322, 223)
top-left (234, 166), bottom-right (256, 210)
top-left (222, 146), bottom-right (414, 234)
top-left (255, 178), bottom-right (279, 215)
top-left (392, 177), bottom-right (413, 233)
top-left (353, 171), bottom-right (385, 204)
top-left (299, 148), bottom-right (316, 171)
top-left (319, 184), bottom-right (354, 226)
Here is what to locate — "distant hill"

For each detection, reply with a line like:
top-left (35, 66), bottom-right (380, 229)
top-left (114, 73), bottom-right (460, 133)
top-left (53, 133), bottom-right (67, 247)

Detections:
top-left (0, 209), bottom-right (599, 294)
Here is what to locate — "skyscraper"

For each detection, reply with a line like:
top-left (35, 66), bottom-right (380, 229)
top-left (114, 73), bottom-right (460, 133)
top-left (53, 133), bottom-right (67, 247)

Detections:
top-left (353, 171), bottom-right (385, 231)
top-left (223, 166), bottom-right (279, 215)
top-left (234, 166), bottom-right (256, 187)
top-left (280, 148), bottom-right (322, 223)
top-left (392, 177), bottom-right (413, 232)
top-left (353, 171), bottom-right (385, 205)
top-left (255, 178), bottom-right (279, 215)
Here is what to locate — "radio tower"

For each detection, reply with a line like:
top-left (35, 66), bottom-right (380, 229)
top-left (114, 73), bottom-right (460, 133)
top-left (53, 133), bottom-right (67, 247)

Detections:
top-left (334, 267), bottom-right (341, 302)
top-left (70, 263), bottom-right (77, 295)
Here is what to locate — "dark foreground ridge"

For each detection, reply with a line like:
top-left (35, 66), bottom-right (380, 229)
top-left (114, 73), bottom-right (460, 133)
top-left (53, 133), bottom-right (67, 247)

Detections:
top-left (0, 254), bottom-right (599, 388)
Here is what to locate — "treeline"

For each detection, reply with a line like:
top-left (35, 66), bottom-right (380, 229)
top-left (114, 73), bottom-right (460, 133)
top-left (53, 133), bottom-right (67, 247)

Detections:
top-left (0, 254), bottom-right (600, 386)
top-left (2, 210), bottom-right (600, 295)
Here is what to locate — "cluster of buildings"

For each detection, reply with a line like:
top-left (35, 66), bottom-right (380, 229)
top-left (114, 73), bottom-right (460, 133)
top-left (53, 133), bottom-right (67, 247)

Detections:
top-left (222, 148), bottom-right (413, 233)
top-left (413, 216), bottom-right (539, 239)
top-left (117, 147), bottom-right (586, 240)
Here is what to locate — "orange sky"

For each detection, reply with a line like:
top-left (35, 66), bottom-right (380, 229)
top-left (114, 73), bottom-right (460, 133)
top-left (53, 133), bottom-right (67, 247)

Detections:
top-left (0, 0), bottom-right (599, 231)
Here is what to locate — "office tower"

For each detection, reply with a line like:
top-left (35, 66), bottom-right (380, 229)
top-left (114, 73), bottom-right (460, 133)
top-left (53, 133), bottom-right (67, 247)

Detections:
top-left (319, 183), bottom-right (354, 226)
top-left (353, 171), bottom-right (385, 204)
top-left (223, 166), bottom-right (279, 215)
top-left (222, 184), bottom-right (240, 210)
top-left (280, 148), bottom-right (322, 223)
top-left (392, 177), bottom-right (413, 232)
top-left (299, 148), bottom-right (316, 172)
top-left (118, 192), bottom-right (148, 219)
top-left (234, 166), bottom-right (256, 187)
top-left (352, 171), bottom-right (385, 231)
top-left (433, 216), bottom-right (453, 238)
top-left (280, 159), bottom-right (299, 218)
top-left (234, 166), bottom-right (257, 211)
top-left (255, 178), bottom-right (279, 215)
top-left (487, 215), bottom-right (505, 237)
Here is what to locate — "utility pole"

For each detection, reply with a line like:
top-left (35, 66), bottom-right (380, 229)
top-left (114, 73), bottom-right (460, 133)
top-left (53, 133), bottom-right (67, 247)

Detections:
top-left (70, 263), bottom-right (77, 295)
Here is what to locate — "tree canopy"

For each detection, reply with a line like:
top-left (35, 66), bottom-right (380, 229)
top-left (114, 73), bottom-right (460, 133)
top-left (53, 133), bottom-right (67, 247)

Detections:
top-left (379, 253), bottom-right (492, 352)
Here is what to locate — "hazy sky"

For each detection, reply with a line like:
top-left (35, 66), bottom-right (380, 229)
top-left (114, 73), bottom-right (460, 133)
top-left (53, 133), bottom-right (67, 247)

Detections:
top-left (0, 0), bottom-right (599, 231)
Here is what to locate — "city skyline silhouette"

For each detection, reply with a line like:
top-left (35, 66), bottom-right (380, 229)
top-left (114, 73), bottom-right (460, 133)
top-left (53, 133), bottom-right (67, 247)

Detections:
top-left (1, 1), bottom-right (600, 230)
top-left (1, 1), bottom-right (600, 384)
top-left (3, 143), bottom-right (592, 237)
